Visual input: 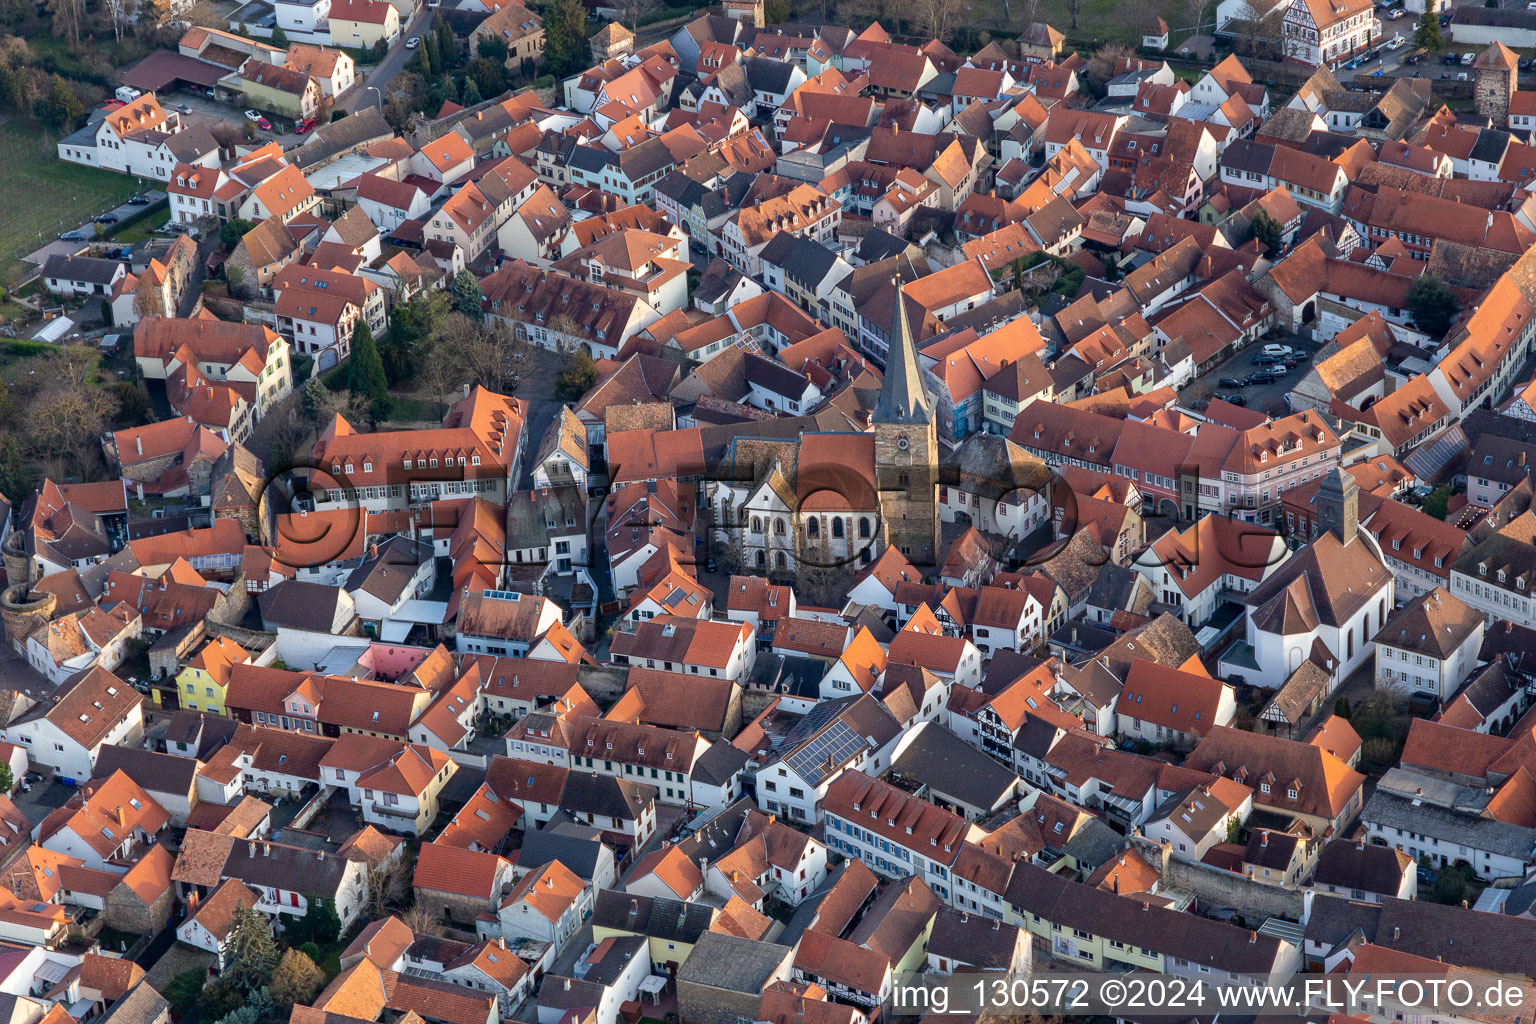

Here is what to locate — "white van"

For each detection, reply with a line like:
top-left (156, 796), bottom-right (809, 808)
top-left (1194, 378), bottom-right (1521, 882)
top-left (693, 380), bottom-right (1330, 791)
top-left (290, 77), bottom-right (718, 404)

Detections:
top-left (115, 86), bottom-right (142, 104)
top-left (1262, 344), bottom-right (1294, 357)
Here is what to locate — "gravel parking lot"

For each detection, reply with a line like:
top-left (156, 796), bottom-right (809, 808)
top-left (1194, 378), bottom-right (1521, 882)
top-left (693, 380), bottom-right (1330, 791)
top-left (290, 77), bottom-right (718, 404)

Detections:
top-left (1180, 339), bottom-right (1317, 418)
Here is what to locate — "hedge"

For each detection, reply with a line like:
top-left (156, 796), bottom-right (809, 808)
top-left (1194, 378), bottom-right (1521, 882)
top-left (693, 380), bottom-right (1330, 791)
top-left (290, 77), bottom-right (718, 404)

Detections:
top-left (103, 199), bottom-right (170, 239)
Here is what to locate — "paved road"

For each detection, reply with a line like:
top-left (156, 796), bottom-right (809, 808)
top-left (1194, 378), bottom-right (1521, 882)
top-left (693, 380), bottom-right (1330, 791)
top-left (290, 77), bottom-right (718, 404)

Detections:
top-left (344, 7), bottom-right (429, 114)
top-left (1179, 339), bottom-right (1318, 418)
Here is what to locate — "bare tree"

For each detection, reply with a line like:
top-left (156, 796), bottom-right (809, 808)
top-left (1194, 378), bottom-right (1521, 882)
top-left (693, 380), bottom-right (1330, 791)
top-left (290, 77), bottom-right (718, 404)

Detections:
top-left (417, 340), bottom-right (460, 403)
top-left (27, 357), bottom-right (118, 476)
top-left (1086, 42), bottom-right (1133, 82)
top-left (363, 857), bottom-right (410, 918)
top-left (103, 0), bottom-right (127, 43)
top-left (47, 0), bottom-right (83, 44)
top-left (621, 0), bottom-right (659, 29)
top-left (1186, 0), bottom-right (1215, 36)
top-left (183, 0), bottom-right (225, 26)
top-left (913, 0), bottom-right (954, 43)
top-left (1062, 0), bottom-right (1083, 30)
top-left (400, 903), bottom-right (442, 936)
top-left (1018, 0), bottom-right (1043, 37)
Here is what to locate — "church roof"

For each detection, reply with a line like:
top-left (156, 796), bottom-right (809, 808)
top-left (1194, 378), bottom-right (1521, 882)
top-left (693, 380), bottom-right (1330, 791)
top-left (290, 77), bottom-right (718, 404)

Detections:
top-left (873, 260), bottom-right (934, 427)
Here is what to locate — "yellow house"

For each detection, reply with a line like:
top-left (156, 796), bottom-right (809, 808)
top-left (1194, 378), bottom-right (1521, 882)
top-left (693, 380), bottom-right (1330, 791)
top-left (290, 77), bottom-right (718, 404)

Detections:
top-left (591, 890), bottom-right (711, 973)
top-left (175, 635), bottom-right (248, 715)
top-left (236, 59), bottom-right (323, 120)
top-left (327, 0), bottom-right (401, 51)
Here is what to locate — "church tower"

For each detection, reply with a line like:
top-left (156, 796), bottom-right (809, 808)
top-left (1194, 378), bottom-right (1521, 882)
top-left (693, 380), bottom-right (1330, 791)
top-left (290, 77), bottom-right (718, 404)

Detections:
top-left (1315, 466), bottom-right (1359, 544)
top-left (873, 275), bottom-right (940, 568)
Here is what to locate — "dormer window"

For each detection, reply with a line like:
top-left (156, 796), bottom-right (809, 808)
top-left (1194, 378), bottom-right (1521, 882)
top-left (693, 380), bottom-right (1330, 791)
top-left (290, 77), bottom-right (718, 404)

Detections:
top-left (363, 462), bottom-right (372, 473)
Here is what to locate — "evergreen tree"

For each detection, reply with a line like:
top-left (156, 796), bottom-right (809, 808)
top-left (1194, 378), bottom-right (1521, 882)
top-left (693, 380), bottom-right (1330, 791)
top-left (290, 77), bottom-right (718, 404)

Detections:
top-left (438, 21), bottom-right (455, 69)
top-left (1415, 9), bottom-right (1443, 50)
top-left (224, 902), bottom-right (279, 994)
top-left (555, 350), bottom-right (598, 400)
top-left (301, 376), bottom-right (331, 419)
top-left (1406, 272), bottom-right (1459, 338)
top-left (541, 0), bottom-right (588, 80)
top-left (39, 75), bottom-right (83, 132)
top-left (449, 269), bottom-right (484, 318)
top-left (462, 76), bottom-right (483, 105)
top-left (348, 321), bottom-right (390, 415)
top-left (269, 949), bottom-right (326, 1007)
top-left (1246, 208), bottom-right (1283, 257)
top-left (270, 24), bottom-right (288, 47)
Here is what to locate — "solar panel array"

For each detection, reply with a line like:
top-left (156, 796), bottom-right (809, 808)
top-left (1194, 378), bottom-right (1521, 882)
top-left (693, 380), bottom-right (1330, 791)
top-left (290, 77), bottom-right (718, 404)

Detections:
top-left (785, 719), bottom-right (865, 784)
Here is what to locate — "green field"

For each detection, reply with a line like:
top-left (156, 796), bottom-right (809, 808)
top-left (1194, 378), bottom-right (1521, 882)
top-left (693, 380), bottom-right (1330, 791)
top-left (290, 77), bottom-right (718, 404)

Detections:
top-left (962, 0), bottom-right (1196, 49)
top-left (0, 119), bottom-right (143, 286)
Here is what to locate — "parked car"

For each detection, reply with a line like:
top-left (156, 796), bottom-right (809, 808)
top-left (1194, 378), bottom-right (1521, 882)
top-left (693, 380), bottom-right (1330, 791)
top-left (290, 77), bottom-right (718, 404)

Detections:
top-left (1388, 7), bottom-right (1405, 17)
top-left (406, 36), bottom-right (420, 47)
top-left (1262, 343), bottom-right (1294, 357)
top-left (175, 102), bottom-right (192, 114)
top-left (1253, 354), bottom-right (1281, 365)
top-left (1387, 34), bottom-right (1405, 47)
top-left (1246, 371), bottom-right (1280, 385)
top-left (60, 229), bottom-right (91, 241)
top-left (1441, 52), bottom-right (1459, 64)
top-left (1402, 52), bottom-right (1419, 63)
top-left (1223, 393), bottom-right (1249, 406)
top-left (1461, 52), bottom-right (1476, 65)
top-left (1218, 377), bottom-right (1247, 388)
top-left (127, 194), bottom-right (152, 205)
top-left (295, 117), bottom-right (316, 134)
top-left (244, 109), bottom-right (273, 129)
top-left (93, 213), bottom-right (118, 224)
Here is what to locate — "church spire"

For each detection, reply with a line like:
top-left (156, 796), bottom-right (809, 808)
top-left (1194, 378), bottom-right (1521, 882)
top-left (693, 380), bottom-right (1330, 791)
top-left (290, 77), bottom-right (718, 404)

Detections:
top-left (873, 267), bottom-right (933, 426)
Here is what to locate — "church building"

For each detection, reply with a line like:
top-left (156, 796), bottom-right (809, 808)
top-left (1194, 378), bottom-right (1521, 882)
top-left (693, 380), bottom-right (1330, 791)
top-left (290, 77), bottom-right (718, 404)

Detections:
top-left (708, 275), bottom-right (942, 576)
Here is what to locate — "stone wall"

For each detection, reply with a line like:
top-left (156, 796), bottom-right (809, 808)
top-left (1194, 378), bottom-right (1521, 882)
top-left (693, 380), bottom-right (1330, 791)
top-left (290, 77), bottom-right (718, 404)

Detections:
top-left (415, 886), bottom-right (494, 929)
top-left (576, 664), bottom-right (628, 705)
top-left (103, 878), bottom-right (174, 934)
top-left (1135, 837), bottom-right (1306, 924)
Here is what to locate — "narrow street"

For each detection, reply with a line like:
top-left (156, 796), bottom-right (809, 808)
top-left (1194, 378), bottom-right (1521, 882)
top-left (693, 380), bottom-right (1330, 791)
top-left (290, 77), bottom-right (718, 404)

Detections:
top-left (344, 7), bottom-right (430, 114)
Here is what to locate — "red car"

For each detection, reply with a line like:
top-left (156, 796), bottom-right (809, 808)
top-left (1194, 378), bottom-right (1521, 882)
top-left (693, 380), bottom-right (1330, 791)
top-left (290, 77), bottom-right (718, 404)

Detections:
top-left (295, 117), bottom-right (316, 134)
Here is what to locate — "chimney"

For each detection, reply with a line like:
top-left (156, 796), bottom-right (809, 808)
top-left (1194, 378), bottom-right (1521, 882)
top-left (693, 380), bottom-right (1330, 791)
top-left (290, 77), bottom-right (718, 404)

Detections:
top-left (264, 842), bottom-right (271, 856)
top-left (563, 979), bottom-right (571, 991)
top-left (116, 805), bottom-right (126, 829)
top-left (248, 841), bottom-right (256, 857)
top-left (136, 436), bottom-right (142, 456)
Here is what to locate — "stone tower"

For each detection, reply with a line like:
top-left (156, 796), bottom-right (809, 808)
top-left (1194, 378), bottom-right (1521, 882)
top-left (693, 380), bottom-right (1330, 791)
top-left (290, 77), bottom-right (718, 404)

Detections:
top-left (1474, 42), bottom-right (1518, 123)
top-left (873, 274), bottom-right (939, 568)
top-left (1315, 467), bottom-right (1359, 545)
top-left (0, 583), bottom-right (54, 647)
